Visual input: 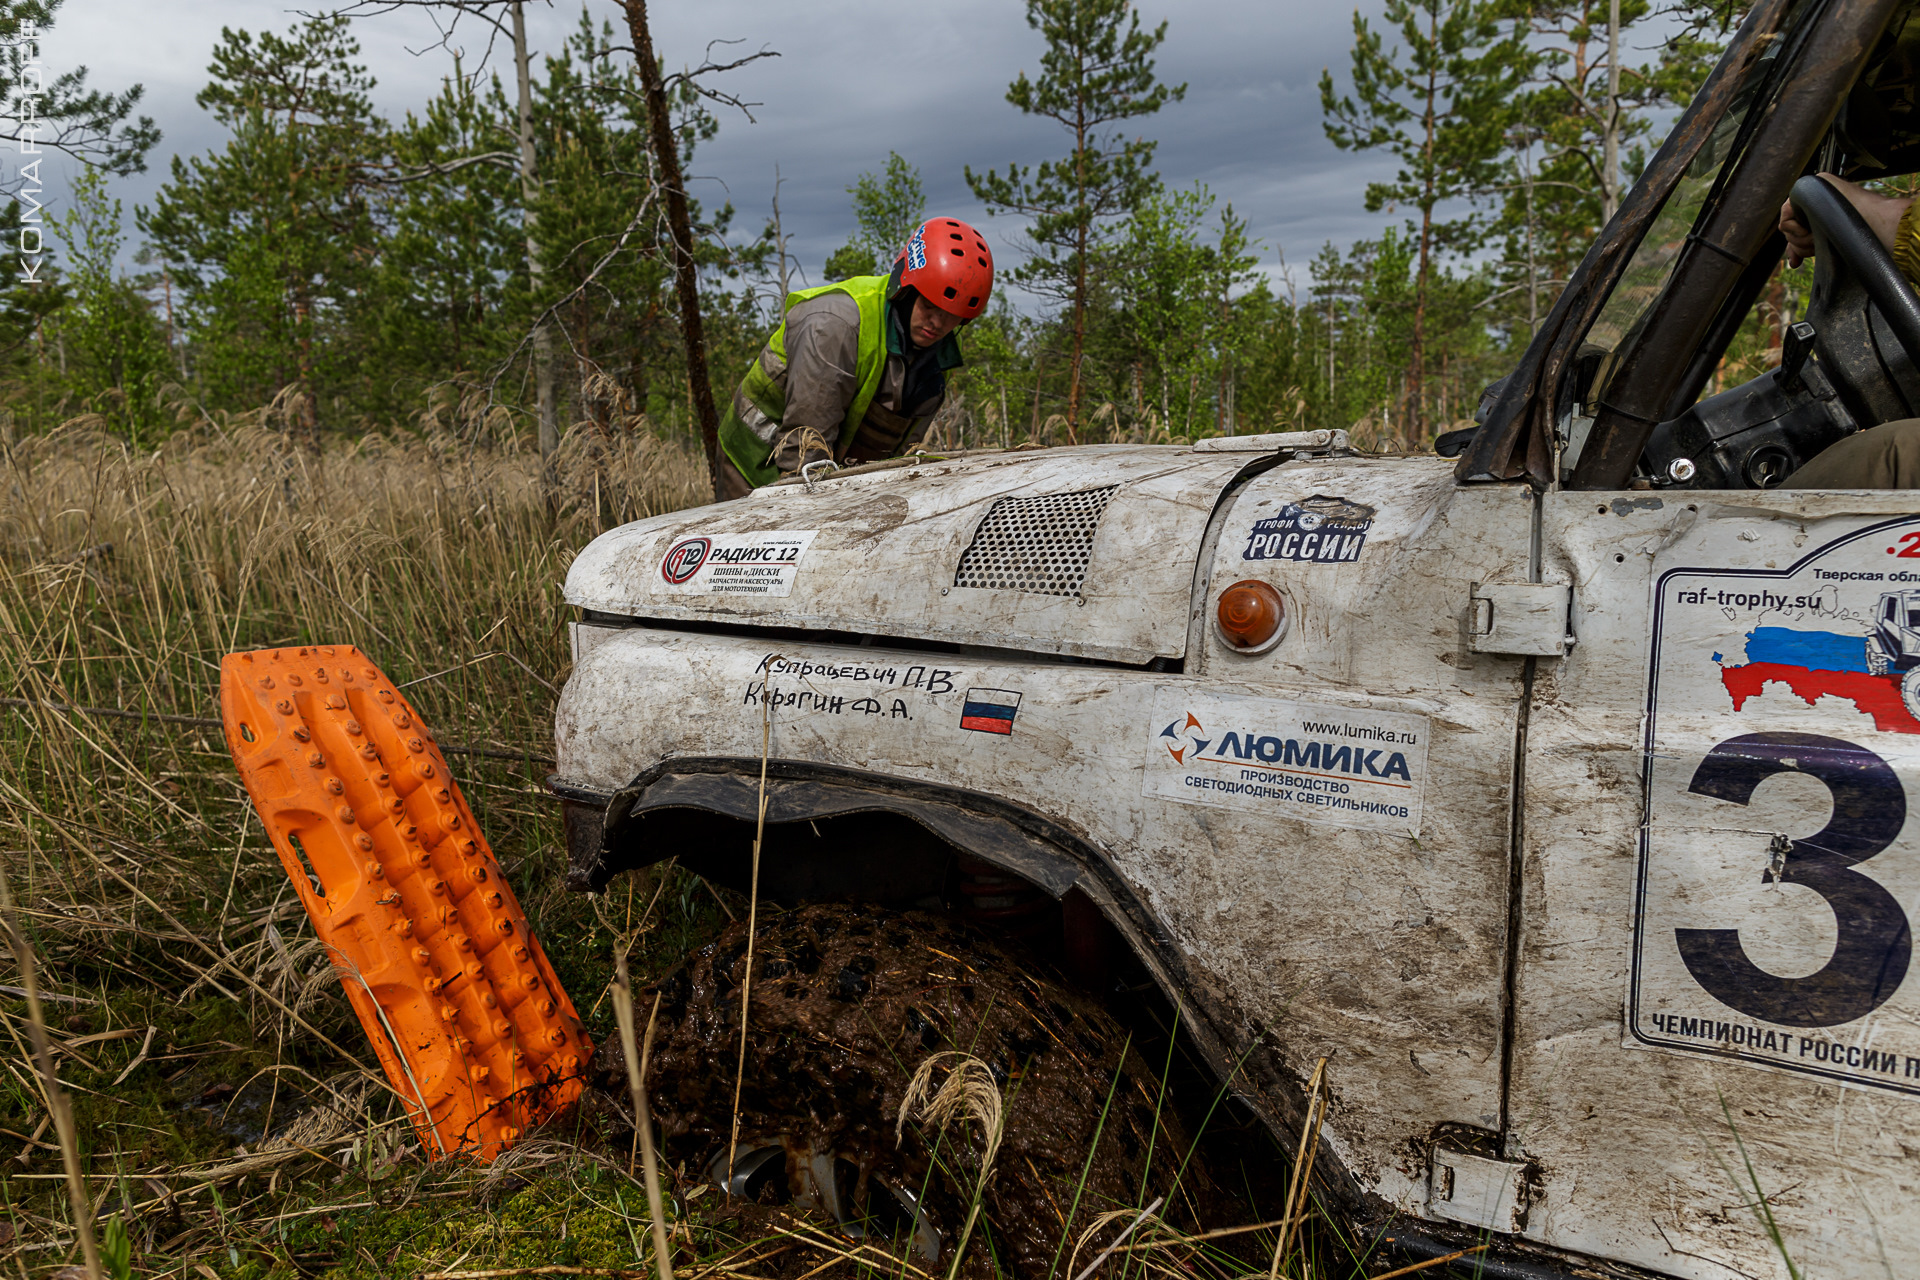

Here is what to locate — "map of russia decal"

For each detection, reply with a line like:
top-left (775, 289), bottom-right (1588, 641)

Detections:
top-left (961, 689), bottom-right (1022, 735)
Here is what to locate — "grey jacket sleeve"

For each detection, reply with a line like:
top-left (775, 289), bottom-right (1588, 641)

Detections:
top-left (780, 293), bottom-right (863, 438)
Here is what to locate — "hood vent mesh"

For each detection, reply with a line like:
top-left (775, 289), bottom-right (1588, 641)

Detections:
top-left (953, 485), bottom-right (1118, 597)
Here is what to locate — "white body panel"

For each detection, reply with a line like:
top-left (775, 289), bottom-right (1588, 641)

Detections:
top-left (1515, 491), bottom-right (1920, 1277)
top-left (557, 451), bottom-right (1535, 1223)
top-left (566, 446), bottom-right (1257, 666)
top-left (555, 443), bottom-right (1920, 1275)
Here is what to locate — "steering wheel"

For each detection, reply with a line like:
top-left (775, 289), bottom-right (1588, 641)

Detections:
top-left (1790, 173), bottom-right (1920, 378)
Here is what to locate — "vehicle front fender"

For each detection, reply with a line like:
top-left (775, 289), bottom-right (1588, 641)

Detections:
top-left (549, 754), bottom-right (1368, 1217)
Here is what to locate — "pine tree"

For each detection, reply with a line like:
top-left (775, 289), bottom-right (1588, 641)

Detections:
top-left (0, 0), bottom-right (160, 175)
top-left (1499, 0), bottom-right (1722, 318)
top-left (824, 152), bottom-right (924, 281)
top-left (1228, 279), bottom-right (1307, 432)
top-left (141, 16), bottom-right (385, 446)
top-left (369, 64), bottom-right (520, 413)
top-left (526, 11), bottom-right (749, 427)
top-left (1319, 0), bottom-right (1525, 443)
top-left (967, 0), bottom-right (1185, 440)
top-left (527, 12), bottom-right (666, 427)
top-left (56, 167), bottom-right (169, 441)
top-left (1207, 202), bottom-right (1261, 435)
top-left (1116, 186), bottom-right (1260, 438)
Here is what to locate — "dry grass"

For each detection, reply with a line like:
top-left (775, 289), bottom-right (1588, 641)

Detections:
top-left (0, 414), bottom-right (724, 1280)
top-left (0, 412), bottom-right (705, 883)
top-left (0, 413), bottom-right (1396, 1280)
top-left (896, 1053), bottom-right (1005, 1280)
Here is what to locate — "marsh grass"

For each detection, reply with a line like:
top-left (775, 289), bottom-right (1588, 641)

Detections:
top-left (0, 415), bottom-right (1388, 1280)
top-left (0, 414), bottom-right (720, 1277)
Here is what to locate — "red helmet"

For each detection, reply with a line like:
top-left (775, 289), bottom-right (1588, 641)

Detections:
top-left (895, 216), bottom-right (994, 320)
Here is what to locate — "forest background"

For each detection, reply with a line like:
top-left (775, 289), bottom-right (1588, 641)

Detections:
top-left (5, 0), bottom-right (1778, 465)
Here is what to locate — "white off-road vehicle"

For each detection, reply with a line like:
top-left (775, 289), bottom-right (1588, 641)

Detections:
top-left (549, 2), bottom-right (1920, 1274)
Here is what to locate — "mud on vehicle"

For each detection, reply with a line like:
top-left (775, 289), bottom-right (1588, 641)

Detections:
top-left (551, 2), bottom-right (1920, 1276)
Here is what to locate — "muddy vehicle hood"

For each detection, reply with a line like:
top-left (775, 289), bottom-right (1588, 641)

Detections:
top-left (564, 445), bottom-right (1266, 665)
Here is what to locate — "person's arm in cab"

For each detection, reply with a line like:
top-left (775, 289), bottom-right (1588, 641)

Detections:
top-left (1779, 171), bottom-right (1920, 280)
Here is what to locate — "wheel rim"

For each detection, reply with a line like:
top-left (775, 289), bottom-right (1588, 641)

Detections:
top-left (705, 1141), bottom-right (942, 1262)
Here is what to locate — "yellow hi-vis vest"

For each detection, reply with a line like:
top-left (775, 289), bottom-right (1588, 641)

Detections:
top-left (717, 275), bottom-right (889, 487)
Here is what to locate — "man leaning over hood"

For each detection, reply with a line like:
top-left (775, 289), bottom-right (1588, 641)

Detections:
top-left (716, 216), bottom-right (995, 497)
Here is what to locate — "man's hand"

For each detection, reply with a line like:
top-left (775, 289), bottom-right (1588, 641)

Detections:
top-left (1778, 171), bottom-right (1914, 268)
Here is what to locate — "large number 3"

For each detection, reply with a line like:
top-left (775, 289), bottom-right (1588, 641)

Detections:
top-left (1678, 732), bottom-right (1911, 1028)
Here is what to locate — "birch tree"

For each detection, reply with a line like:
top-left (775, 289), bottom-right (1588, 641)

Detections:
top-left (56, 168), bottom-right (169, 440)
top-left (1506, 0), bottom-right (1721, 280)
top-left (141, 16), bottom-right (385, 448)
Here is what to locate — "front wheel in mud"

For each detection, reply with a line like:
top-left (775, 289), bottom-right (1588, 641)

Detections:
top-left (594, 902), bottom-right (1216, 1277)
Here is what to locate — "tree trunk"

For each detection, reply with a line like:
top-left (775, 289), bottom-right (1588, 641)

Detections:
top-left (162, 267), bottom-right (184, 378)
top-left (1325, 293), bottom-right (1335, 408)
top-left (1065, 87), bottom-right (1090, 444)
top-left (1219, 291), bottom-right (1234, 435)
top-left (1604, 0), bottom-right (1621, 223)
top-left (513, 3), bottom-right (559, 460)
top-left (294, 290), bottom-right (319, 455)
top-left (1410, 216), bottom-right (1432, 445)
top-left (1067, 217), bottom-right (1086, 443)
top-left (1409, 8), bottom-right (1438, 447)
top-left (1524, 149), bottom-right (1540, 335)
top-left (772, 165), bottom-right (792, 301)
top-left (622, 0), bottom-right (727, 501)
top-left (1031, 354), bottom-right (1048, 443)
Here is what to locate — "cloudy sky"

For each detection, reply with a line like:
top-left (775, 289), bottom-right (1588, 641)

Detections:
top-left (41, 0), bottom-right (1409, 300)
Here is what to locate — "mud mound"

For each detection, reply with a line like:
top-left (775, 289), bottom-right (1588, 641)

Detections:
top-left (591, 903), bottom-right (1221, 1276)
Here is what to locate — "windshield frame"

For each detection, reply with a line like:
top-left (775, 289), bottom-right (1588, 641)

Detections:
top-left (1458, 0), bottom-right (1807, 488)
top-left (1570, 0), bottom-right (1909, 489)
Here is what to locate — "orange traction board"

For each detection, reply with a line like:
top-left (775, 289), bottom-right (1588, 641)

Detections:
top-left (220, 644), bottom-right (590, 1160)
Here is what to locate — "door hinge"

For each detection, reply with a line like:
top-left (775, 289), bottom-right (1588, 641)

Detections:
top-left (1469, 581), bottom-right (1573, 657)
top-left (1428, 1148), bottom-right (1531, 1233)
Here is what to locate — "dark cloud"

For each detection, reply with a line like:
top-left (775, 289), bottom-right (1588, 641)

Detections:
top-left (38, 0), bottom-right (1404, 298)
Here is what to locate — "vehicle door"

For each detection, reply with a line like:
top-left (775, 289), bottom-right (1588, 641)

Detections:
top-left (1512, 491), bottom-right (1920, 1279)
top-left (1473, 3), bottom-right (1920, 1271)
top-left (1179, 458), bottom-right (1542, 1222)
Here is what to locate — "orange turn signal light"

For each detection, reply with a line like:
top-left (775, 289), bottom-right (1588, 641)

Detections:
top-left (1215, 579), bottom-right (1288, 653)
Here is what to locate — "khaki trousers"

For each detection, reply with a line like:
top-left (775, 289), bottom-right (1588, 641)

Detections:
top-left (1786, 419), bottom-right (1920, 488)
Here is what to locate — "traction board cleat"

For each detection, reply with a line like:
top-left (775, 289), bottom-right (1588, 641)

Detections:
top-left (220, 644), bottom-right (590, 1161)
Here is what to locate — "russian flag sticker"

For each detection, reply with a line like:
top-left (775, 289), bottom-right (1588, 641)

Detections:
top-left (960, 688), bottom-right (1022, 735)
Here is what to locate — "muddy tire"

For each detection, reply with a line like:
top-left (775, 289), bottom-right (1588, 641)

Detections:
top-left (599, 903), bottom-right (1210, 1277)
